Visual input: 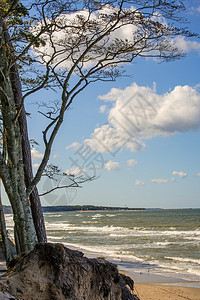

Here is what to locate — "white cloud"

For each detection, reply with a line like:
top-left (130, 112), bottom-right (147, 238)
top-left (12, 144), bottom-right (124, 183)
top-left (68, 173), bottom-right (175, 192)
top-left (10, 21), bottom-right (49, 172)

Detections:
top-left (33, 163), bottom-right (40, 168)
top-left (84, 124), bottom-right (145, 154)
top-left (107, 83), bottom-right (200, 138)
top-left (172, 171), bottom-right (187, 178)
top-left (151, 178), bottom-right (168, 184)
top-left (197, 172), bottom-right (200, 176)
top-left (84, 83), bottom-right (200, 154)
top-left (32, 5), bottom-right (197, 71)
top-left (135, 180), bottom-right (144, 185)
top-left (175, 36), bottom-right (200, 54)
top-left (31, 148), bottom-right (43, 160)
top-left (32, 7), bottom-right (138, 69)
top-left (99, 105), bottom-right (107, 114)
top-left (65, 167), bottom-right (86, 176)
top-left (105, 160), bottom-right (119, 171)
top-left (99, 88), bottom-right (124, 102)
top-left (66, 142), bottom-right (81, 150)
top-left (127, 159), bottom-right (138, 167)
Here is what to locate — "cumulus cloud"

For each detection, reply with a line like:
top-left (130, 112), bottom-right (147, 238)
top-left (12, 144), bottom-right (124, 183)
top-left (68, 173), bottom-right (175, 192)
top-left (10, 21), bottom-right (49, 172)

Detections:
top-left (65, 166), bottom-right (86, 176)
top-left (105, 160), bottom-right (119, 171)
top-left (31, 6), bottom-right (138, 69)
top-left (107, 83), bottom-right (200, 137)
top-left (99, 105), bottom-right (107, 114)
top-left (84, 124), bottom-right (145, 154)
top-left (31, 148), bottom-right (43, 160)
top-left (151, 178), bottom-right (168, 184)
top-left (175, 36), bottom-right (200, 54)
top-left (84, 83), bottom-right (200, 154)
top-left (127, 159), bottom-right (138, 167)
top-left (99, 88), bottom-right (124, 102)
top-left (135, 180), bottom-right (144, 185)
top-left (31, 5), bottom-right (199, 72)
top-left (66, 142), bottom-right (81, 150)
top-left (172, 171), bottom-right (187, 178)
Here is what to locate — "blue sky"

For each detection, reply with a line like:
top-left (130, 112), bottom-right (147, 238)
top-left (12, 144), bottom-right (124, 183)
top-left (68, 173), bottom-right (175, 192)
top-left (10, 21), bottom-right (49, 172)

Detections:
top-left (3, 0), bottom-right (200, 209)
top-left (31, 1), bottom-right (200, 209)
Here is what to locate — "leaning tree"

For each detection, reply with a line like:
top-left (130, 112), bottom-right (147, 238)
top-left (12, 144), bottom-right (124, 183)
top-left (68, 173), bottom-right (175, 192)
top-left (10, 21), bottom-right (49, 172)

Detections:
top-left (0, 0), bottom-right (197, 253)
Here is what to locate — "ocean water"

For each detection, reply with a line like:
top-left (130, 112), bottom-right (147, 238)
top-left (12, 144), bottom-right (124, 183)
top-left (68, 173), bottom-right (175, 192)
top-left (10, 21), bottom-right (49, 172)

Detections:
top-left (5, 209), bottom-right (200, 283)
top-left (44, 209), bottom-right (200, 283)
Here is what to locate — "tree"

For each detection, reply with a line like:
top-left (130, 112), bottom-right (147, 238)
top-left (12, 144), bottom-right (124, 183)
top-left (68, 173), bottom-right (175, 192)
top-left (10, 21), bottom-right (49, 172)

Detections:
top-left (0, 0), bottom-right (197, 253)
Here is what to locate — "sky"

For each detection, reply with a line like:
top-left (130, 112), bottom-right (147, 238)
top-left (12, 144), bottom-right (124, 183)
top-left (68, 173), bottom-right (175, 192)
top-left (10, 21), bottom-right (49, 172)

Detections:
top-left (3, 0), bottom-right (200, 209)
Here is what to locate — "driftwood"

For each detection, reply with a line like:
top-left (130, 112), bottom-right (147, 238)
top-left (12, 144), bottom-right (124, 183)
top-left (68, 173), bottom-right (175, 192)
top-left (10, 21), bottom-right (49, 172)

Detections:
top-left (0, 243), bottom-right (139, 300)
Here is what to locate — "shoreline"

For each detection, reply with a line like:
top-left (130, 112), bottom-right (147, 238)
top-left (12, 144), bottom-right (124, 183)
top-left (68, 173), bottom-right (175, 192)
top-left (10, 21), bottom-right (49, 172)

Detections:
top-left (1, 241), bottom-right (200, 300)
top-left (118, 266), bottom-right (200, 289)
top-left (62, 242), bottom-right (200, 289)
top-left (66, 244), bottom-right (200, 299)
top-left (116, 261), bottom-right (200, 289)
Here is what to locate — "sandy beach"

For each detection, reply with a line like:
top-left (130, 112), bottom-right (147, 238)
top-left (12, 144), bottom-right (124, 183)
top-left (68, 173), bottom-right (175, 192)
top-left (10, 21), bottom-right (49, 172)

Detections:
top-left (118, 268), bottom-right (200, 300)
top-left (134, 283), bottom-right (200, 300)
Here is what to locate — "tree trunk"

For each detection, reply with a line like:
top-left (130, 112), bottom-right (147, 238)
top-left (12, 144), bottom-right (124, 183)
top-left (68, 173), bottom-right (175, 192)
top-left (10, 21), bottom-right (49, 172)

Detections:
top-left (4, 25), bottom-right (47, 243)
top-left (0, 17), bottom-right (38, 252)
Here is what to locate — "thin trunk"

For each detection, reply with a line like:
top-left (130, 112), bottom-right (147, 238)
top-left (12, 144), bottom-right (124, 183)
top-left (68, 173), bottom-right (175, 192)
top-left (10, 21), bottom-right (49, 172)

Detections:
top-left (0, 17), bottom-right (38, 252)
top-left (4, 26), bottom-right (47, 243)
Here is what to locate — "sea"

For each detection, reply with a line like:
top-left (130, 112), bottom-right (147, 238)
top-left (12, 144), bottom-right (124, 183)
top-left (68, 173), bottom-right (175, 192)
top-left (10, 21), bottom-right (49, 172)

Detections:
top-left (5, 209), bottom-right (200, 285)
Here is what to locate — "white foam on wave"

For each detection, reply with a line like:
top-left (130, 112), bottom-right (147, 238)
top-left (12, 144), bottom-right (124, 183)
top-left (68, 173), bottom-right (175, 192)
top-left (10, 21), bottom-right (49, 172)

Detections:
top-left (106, 214), bottom-right (116, 217)
top-left (82, 221), bottom-right (99, 224)
top-left (46, 214), bottom-right (63, 217)
top-left (62, 242), bottom-right (144, 263)
top-left (152, 258), bottom-right (200, 280)
top-left (186, 268), bottom-right (200, 277)
top-left (48, 235), bottom-right (65, 240)
top-left (45, 222), bottom-right (71, 230)
top-left (45, 221), bottom-right (200, 242)
top-left (46, 223), bottom-right (125, 233)
top-left (165, 256), bottom-right (200, 265)
top-left (92, 214), bottom-right (104, 219)
top-left (184, 236), bottom-right (200, 241)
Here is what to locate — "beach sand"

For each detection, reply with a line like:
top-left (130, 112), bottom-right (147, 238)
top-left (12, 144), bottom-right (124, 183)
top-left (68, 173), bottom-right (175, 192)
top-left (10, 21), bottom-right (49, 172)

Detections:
top-left (134, 283), bottom-right (200, 300)
top-left (118, 269), bottom-right (200, 300)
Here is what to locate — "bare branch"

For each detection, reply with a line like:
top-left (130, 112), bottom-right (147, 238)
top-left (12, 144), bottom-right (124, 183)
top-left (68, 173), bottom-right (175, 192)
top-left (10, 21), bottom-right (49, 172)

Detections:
top-left (39, 176), bottom-right (95, 197)
top-left (8, 0), bottom-right (196, 196)
top-left (39, 163), bottom-right (96, 196)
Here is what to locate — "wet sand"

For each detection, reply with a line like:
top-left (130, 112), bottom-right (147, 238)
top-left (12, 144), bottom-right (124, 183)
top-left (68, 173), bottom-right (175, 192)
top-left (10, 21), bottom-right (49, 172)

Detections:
top-left (118, 268), bottom-right (200, 300)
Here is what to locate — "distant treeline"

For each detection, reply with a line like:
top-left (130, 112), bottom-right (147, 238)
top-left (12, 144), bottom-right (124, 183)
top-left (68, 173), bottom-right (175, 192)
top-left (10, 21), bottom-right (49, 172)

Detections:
top-left (3, 205), bottom-right (145, 214)
top-left (42, 205), bottom-right (145, 212)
